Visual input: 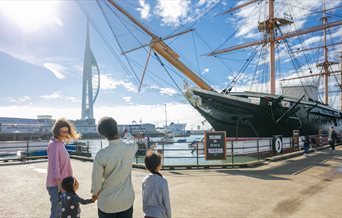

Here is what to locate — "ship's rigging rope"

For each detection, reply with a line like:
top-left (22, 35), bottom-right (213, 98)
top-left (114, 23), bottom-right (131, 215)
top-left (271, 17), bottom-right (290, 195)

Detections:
top-left (261, 46), bottom-right (268, 93)
top-left (98, 0), bottom-right (225, 97)
top-left (249, 45), bottom-right (265, 91)
top-left (170, 35), bottom-right (216, 87)
top-left (194, 30), bottom-right (235, 74)
top-left (77, 0), bottom-right (184, 103)
top-left (283, 0), bottom-right (342, 105)
top-left (192, 31), bottom-right (201, 75)
top-left (98, 0), bottom-right (186, 96)
top-left (158, 1), bottom-right (224, 88)
top-left (164, 0), bottom-right (221, 46)
top-left (97, 0), bottom-right (141, 83)
top-left (206, 0), bottom-right (266, 91)
top-left (75, 0), bottom-right (142, 85)
top-left (222, 44), bottom-right (263, 94)
top-left (277, 26), bottom-right (312, 99)
top-left (276, 43), bottom-right (282, 89)
top-left (284, 0), bottom-right (316, 73)
top-left (98, 1), bottom-right (204, 103)
top-left (152, 52), bottom-right (184, 95)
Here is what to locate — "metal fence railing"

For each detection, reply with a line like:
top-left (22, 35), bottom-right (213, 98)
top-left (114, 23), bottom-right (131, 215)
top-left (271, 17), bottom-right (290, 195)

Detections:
top-left (0, 134), bottom-right (331, 167)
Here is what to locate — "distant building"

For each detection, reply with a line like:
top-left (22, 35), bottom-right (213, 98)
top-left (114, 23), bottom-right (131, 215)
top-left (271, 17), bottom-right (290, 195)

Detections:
top-left (73, 119), bottom-right (97, 134)
top-left (165, 122), bottom-right (187, 135)
top-left (37, 115), bottom-right (53, 120)
top-left (155, 122), bottom-right (189, 136)
top-left (0, 116), bottom-right (163, 140)
top-left (118, 123), bottom-right (161, 137)
top-left (0, 116), bottom-right (99, 140)
top-left (0, 116), bottom-right (53, 134)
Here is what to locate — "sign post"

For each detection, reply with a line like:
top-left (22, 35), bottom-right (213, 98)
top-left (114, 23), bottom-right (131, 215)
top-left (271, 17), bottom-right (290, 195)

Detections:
top-left (204, 131), bottom-right (226, 160)
top-left (318, 129), bottom-right (322, 146)
top-left (292, 130), bottom-right (299, 151)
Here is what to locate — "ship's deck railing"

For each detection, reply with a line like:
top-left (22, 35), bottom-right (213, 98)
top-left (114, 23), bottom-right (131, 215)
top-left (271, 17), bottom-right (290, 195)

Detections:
top-left (0, 134), bottom-right (333, 168)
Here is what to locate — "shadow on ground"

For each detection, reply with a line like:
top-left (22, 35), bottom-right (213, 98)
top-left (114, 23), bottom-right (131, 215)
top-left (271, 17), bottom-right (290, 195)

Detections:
top-left (213, 148), bottom-right (342, 181)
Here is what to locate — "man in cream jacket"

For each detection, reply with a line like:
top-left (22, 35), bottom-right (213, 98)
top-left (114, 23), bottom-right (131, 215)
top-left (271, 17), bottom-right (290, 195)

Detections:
top-left (91, 117), bottom-right (138, 218)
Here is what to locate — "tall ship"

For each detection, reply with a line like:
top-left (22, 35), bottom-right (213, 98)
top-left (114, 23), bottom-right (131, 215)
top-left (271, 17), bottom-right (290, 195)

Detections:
top-left (92, 0), bottom-right (342, 137)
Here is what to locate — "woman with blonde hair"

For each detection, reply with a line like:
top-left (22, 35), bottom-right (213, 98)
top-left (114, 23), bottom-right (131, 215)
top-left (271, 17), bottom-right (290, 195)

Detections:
top-left (46, 118), bottom-right (81, 218)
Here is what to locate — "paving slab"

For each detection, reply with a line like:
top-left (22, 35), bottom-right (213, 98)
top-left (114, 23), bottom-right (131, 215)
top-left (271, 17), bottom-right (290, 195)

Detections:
top-left (0, 147), bottom-right (341, 218)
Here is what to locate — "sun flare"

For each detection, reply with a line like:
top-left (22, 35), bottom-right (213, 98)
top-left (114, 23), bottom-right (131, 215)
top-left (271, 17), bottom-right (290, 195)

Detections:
top-left (0, 1), bottom-right (59, 31)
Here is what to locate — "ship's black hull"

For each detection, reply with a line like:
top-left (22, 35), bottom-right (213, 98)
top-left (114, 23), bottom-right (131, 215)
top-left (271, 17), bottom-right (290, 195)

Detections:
top-left (185, 88), bottom-right (342, 137)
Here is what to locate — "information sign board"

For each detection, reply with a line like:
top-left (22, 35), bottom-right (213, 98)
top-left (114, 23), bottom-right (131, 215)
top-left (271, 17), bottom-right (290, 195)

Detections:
top-left (204, 131), bottom-right (226, 160)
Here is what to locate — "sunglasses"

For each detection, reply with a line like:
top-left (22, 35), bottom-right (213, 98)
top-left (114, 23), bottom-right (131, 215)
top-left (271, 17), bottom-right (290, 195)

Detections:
top-left (60, 130), bottom-right (69, 134)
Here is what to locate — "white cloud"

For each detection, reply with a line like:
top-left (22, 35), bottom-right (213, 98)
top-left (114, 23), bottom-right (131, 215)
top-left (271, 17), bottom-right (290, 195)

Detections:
top-left (43, 63), bottom-right (66, 79)
top-left (65, 96), bottom-right (80, 103)
top-left (202, 68), bottom-right (209, 74)
top-left (141, 0), bottom-right (220, 27)
top-left (198, 0), bottom-right (219, 6)
top-left (155, 0), bottom-right (190, 26)
top-left (6, 96), bottom-right (31, 103)
top-left (123, 96), bottom-right (131, 102)
top-left (101, 74), bottom-right (137, 93)
top-left (147, 85), bottom-right (178, 96)
top-left (0, 45), bottom-right (76, 80)
top-left (40, 91), bottom-right (62, 99)
top-left (0, 47), bottom-right (40, 67)
top-left (234, 1), bottom-right (263, 38)
top-left (326, 0), bottom-right (341, 8)
top-left (159, 87), bottom-right (177, 96)
top-left (292, 36), bottom-right (321, 51)
top-left (40, 91), bottom-right (80, 103)
top-left (52, 16), bottom-right (64, 26)
top-left (138, 0), bottom-right (151, 19)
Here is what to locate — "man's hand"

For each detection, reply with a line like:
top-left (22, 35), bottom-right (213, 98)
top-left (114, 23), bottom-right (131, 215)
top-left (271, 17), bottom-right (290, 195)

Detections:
top-left (91, 194), bottom-right (98, 202)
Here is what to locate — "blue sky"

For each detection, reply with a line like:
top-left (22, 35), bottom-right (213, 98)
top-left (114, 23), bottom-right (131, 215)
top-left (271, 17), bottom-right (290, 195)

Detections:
top-left (0, 0), bottom-right (341, 129)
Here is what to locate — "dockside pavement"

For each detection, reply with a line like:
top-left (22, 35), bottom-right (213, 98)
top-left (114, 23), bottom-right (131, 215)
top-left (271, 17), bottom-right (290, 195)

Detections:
top-left (0, 147), bottom-right (341, 218)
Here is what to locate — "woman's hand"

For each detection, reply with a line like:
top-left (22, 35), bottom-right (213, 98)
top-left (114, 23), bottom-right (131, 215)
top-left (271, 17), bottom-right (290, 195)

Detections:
top-left (56, 179), bottom-right (62, 192)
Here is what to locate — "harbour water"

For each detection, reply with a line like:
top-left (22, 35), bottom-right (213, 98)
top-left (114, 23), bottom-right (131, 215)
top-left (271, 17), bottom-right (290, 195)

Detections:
top-left (84, 135), bottom-right (209, 165)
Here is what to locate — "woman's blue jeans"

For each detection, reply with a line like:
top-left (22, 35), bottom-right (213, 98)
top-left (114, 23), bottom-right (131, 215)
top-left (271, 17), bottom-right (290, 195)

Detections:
top-left (47, 186), bottom-right (61, 218)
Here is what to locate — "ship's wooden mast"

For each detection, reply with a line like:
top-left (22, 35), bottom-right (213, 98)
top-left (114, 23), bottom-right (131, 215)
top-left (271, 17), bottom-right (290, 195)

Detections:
top-left (269, 0), bottom-right (276, 94)
top-left (323, 0), bottom-right (329, 104)
top-left (316, 0), bottom-right (340, 105)
top-left (207, 21), bottom-right (342, 55)
top-left (107, 0), bottom-right (214, 91)
top-left (218, 0), bottom-right (258, 15)
top-left (340, 51), bottom-right (342, 110)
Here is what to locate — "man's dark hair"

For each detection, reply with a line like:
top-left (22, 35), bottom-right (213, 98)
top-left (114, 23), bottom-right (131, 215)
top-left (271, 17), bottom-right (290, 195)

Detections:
top-left (97, 117), bottom-right (119, 140)
top-left (144, 150), bottom-right (162, 176)
top-left (62, 176), bottom-right (75, 193)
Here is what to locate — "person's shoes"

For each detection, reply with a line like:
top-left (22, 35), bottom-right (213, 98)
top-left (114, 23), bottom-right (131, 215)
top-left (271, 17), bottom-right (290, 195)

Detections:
top-left (304, 153), bottom-right (308, 157)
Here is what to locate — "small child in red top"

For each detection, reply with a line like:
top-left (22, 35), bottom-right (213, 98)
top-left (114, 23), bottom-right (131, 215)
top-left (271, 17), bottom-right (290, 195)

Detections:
top-left (61, 176), bottom-right (95, 218)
